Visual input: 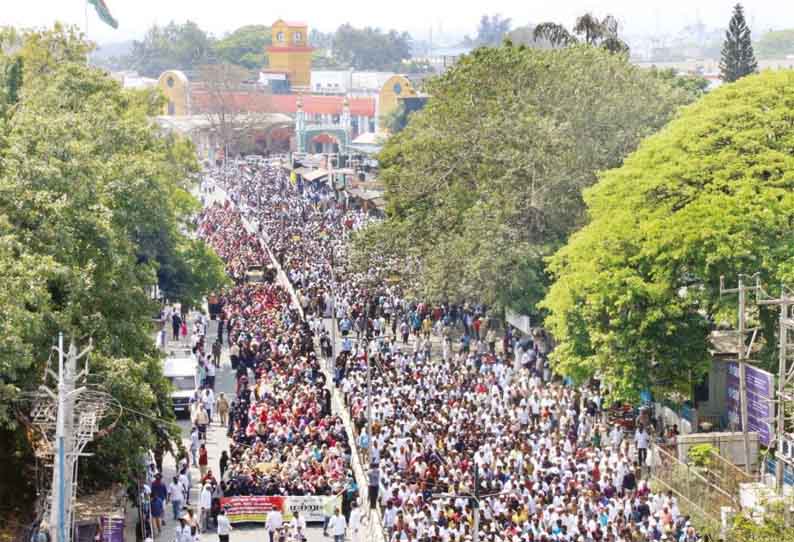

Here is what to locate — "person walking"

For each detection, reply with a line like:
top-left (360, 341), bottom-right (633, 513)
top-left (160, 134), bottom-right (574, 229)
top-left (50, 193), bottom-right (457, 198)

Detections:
top-left (349, 502), bottom-right (363, 542)
top-left (199, 483), bottom-right (213, 533)
top-left (368, 462), bottom-right (380, 510)
top-left (216, 508), bottom-right (232, 542)
top-left (150, 492), bottom-right (164, 536)
top-left (196, 406), bottom-right (209, 441)
top-left (328, 507), bottom-right (347, 542)
top-left (189, 427), bottom-right (200, 465)
top-left (198, 444), bottom-right (209, 478)
top-left (212, 340), bottom-right (222, 367)
top-left (216, 393), bottom-right (230, 427)
top-left (265, 507), bottom-right (283, 542)
top-left (219, 450), bottom-right (229, 480)
top-left (635, 424), bottom-right (650, 468)
top-left (167, 476), bottom-right (184, 521)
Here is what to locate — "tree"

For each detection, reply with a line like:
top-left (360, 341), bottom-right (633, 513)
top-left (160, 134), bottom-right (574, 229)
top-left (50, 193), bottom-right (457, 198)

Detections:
top-left (533, 13), bottom-right (629, 53)
top-left (127, 20), bottom-right (213, 77)
top-left (331, 24), bottom-right (413, 71)
top-left (213, 25), bottom-right (271, 70)
top-left (649, 67), bottom-right (711, 101)
top-left (0, 25), bottom-right (227, 520)
top-left (465, 14), bottom-right (512, 47)
top-left (353, 45), bottom-right (692, 316)
top-left (720, 4), bottom-right (757, 82)
top-left (755, 29), bottom-right (794, 59)
top-left (196, 62), bottom-right (272, 158)
top-left (541, 70), bottom-right (794, 400)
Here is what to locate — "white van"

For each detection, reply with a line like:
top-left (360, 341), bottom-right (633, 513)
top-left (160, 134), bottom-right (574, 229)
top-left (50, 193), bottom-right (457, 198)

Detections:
top-left (163, 353), bottom-right (198, 417)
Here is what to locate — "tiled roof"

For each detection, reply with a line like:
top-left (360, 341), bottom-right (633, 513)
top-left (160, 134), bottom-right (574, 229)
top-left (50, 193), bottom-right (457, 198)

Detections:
top-left (189, 91), bottom-right (376, 118)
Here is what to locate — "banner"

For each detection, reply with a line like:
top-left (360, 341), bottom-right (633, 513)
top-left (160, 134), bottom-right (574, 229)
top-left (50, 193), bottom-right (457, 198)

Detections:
top-left (726, 362), bottom-right (775, 446)
top-left (221, 495), bottom-right (341, 523)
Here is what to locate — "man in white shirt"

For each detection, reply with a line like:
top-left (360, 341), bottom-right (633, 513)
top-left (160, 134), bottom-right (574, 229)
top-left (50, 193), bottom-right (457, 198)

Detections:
top-left (328, 507), bottom-right (347, 542)
top-left (216, 508), bottom-right (232, 542)
top-left (635, 425), bottom-right (650, 467)
top-left (199, 484), bottom-right (212, 532)
top-left (167, 476), bottom-right (184, 520)
top-left (265, 508), bottom-right (283, 542)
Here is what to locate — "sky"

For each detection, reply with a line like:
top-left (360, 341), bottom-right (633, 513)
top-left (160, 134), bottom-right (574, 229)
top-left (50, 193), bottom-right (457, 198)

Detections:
top-left (3, 0), bottom-right (792, 45)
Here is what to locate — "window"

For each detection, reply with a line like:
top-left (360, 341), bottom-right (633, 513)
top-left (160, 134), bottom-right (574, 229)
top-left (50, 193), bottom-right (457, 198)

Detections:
top-left (294, 31), bottom-right (302, 42)
top-left (167, 101), bottom-right (175, 115)
top-left (277, 31), bottom-right (285, 42)
top-left (166, 76), bottom-right (175, 88)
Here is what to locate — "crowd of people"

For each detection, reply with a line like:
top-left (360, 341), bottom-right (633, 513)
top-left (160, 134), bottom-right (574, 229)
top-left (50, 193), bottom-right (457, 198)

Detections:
top-left (197, 201), bottom-right (354, 501)
top-left (203, 160), bottom-right (702, 542)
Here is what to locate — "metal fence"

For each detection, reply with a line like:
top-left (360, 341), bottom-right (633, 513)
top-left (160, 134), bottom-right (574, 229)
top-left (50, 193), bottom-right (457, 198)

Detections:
top-left (650, 445), bottom-right (736, 530)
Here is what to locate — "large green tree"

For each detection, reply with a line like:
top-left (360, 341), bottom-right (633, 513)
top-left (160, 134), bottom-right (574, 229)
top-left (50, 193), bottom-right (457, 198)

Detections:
top-left (213, 25), bottom-right (271, 70)
top-left (542, 70), bottom-right (794, 400)
top-left (127, 20), bottom-right (214, 77)
top-left (720, 4), bottom-right (758, 82)
top-left (0, 24), bottom-right (227, 517)
top-left (331, 24), bottom-right (413, 71)
top-left (354, 44), bottom-right (692, 315)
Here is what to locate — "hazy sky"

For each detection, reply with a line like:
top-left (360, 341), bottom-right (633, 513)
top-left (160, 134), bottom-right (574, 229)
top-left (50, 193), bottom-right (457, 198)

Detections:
top-left (4, 0), bottom-right (792, 45)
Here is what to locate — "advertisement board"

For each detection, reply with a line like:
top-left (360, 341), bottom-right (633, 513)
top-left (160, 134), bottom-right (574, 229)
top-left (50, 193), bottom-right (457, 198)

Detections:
top-left (726, 362), bottom-right (775, 446)
top-left (220, 495), bottom-right (341, 523)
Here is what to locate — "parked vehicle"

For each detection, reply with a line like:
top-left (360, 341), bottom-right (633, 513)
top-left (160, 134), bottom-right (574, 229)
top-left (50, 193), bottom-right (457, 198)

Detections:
top-left (163, 353), bottom-right (197, 417)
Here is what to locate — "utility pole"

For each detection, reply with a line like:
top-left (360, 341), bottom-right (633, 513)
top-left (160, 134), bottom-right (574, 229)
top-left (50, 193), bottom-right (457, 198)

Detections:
top-left (756, 284), bottom-right (794, 493)
top-left (17, 334), bottom-right (113, 542)
top-left (720, 275), bottom-right (757, 474)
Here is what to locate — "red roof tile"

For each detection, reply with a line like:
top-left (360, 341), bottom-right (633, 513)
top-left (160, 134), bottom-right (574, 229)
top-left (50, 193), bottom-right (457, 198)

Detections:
top-left (189, 91), bottom-right (376, 118)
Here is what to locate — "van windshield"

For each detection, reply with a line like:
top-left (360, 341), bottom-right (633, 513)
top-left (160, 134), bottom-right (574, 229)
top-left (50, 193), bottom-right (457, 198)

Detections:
top-left (170, 376), bottom-right (195, 391)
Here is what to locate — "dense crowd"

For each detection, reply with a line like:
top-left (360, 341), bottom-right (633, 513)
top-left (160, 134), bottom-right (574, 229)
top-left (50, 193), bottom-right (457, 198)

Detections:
top-left (206, 161), bottom-right (701, 542)
top-left (198, 201), bottom-right (352, 499)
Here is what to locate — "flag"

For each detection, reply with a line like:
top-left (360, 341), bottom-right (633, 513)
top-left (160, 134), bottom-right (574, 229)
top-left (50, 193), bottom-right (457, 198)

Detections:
top-left (88, 0), bottom-right (118, 29)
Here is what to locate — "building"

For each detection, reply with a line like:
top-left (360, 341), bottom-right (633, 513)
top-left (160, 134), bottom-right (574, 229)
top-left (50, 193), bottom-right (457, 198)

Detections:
top-left (265, 20), bottom-right (314, 90)
top-left (154, 20), bottom-right (431, 154)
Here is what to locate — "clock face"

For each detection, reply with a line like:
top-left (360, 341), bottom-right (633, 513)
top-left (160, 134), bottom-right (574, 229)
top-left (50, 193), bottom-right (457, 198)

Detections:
top-left (393, 82), bottom-right (402, 95)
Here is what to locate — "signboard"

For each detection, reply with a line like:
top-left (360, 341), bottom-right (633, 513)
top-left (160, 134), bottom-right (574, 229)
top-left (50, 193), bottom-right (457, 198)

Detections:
top-left (220, 495), bottom-right (340, 523)
top-left (505, 308), bottom-right (531, 335)
top-left (726, 362), bottom-right (775, 446)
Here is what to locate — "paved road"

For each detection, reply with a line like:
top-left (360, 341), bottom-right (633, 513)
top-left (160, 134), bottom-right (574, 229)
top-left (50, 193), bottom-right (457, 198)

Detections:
top-left (153, 320), bottom-right (334, 542)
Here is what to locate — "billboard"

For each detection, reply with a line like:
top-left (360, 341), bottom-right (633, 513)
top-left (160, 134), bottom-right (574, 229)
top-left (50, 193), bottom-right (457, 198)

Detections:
top-left (726, 362), bottom-right (775, 446)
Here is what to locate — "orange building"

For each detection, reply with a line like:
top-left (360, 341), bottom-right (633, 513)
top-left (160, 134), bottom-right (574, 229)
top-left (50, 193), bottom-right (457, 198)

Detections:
top-left (265, 20), bottom-right (314, 90)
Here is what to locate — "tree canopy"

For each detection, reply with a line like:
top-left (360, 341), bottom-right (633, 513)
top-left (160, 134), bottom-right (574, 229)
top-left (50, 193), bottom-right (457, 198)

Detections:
top-left (354, 44), bottom-right (692, 316)
top-left (213, 25), bottom-right (271, 70)
top-left (533, 13), bottom-right (629, 53)
top-left (330, 24), bottom-right (413, 71)
top-left (127, 20), bottom-right (214, 77)
top-left (463, 15), bottom-right (513, 47)
top-left (542, 70), bottom-right (794, 400)
top-left (0, 24), bottom-right (227, 514)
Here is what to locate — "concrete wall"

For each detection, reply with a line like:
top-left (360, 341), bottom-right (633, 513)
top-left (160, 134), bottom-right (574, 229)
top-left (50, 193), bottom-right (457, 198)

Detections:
top-left (676, 431), bottom-right (760, 468)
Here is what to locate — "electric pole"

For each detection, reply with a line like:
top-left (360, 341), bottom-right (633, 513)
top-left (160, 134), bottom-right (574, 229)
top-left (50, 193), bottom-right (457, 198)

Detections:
top-left (17, 334), bottom-right (116, 542)
top-left (756, 284), bottom-right (794, 493)
top-left (720, 275), bottom-right (756, 474)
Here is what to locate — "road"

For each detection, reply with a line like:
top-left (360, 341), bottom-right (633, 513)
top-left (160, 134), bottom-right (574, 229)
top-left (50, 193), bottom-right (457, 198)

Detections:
top-left (147, 184), bottom-right (339, 542)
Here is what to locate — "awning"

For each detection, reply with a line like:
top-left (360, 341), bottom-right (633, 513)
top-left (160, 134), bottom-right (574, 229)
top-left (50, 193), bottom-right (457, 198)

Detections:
top-left (303, 168), bottom-right (329, 182)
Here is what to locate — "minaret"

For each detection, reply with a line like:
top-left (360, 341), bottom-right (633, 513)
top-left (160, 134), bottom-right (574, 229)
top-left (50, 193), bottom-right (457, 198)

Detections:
top-left (296, 93), bottom-right (306, 153)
